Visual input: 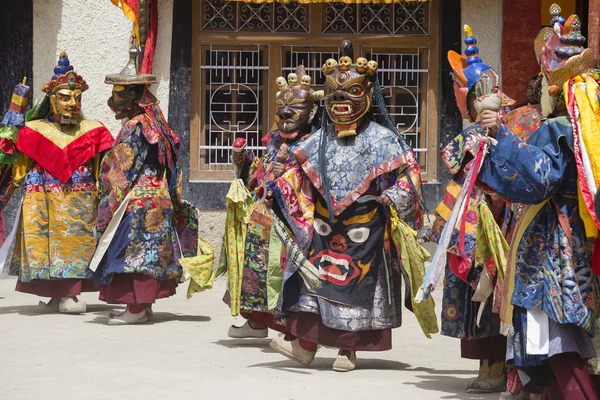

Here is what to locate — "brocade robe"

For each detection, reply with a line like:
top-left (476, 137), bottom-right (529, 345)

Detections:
top-left (8, 118), bottom-right (113, 281)
top-left (271, 121), bottom-right (428, 333)
top-left (90, 110), bottom-right (199, 285)
top-left (479, 116), bottom-right (599, 367)
top-left (238, 130), bottom-right (309, 315)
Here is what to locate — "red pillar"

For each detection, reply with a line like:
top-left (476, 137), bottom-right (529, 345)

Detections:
top-left (501, 0), bottom-right (542, 105)
top-left (589, 0), bottom-right (600, 60)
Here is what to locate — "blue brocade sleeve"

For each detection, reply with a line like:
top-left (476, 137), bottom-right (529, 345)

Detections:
top-left (478, 118), bottom-right (573, 205)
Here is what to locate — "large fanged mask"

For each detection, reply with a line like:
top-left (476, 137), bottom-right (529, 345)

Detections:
top-left (323, 56), bottom-right (377, 137)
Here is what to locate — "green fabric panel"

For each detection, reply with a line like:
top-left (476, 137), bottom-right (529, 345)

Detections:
top-left (221, 180), bottom-right (253, 316)
top-left (215, 235), bottom-right (228, 279)
top-left (0, 152), bottom-right (17, 165)
top-left (25, 95), bottom-right (50, 122)
top-left (183, 237), bottom-right (216, 299)
top-left (475, 202), bottom-right (509, 281)
top-left (390, 212), bottom-right (438, 338)
top-left (0, 126), bottom-right (18, 141)
top-left (266, 227), bottom-right (283, 310)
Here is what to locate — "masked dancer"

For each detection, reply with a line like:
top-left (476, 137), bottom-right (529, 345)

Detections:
top-left (6, 53), bottom-right (113, 313)
top-left (223, 66), bottom-right (322, 339)
top-left (479, 11), bottom-right (600, 399)
top-left (89, 46), bottom-right (202, 325)
top-left (267, 42), bottom-right (437, 372)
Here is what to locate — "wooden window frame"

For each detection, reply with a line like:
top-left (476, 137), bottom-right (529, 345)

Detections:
top-left (191, 0), bottom-right (440, 182)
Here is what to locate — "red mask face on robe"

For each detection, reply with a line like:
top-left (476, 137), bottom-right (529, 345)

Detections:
top-left (307, 196), bottom-right (385, 308)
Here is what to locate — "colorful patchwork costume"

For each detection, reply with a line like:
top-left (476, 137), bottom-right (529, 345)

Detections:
top-left (221, 67), bottom-right (321, 338)
top-left (425, 26), bottom-right (522, 394)
top-left (88, 47), bottom-right (206, 325)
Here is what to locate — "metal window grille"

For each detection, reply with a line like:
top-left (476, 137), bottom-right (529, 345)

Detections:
top-left (198, 45), bottom-right (270, 173)
top-left (281, 46), bottom-right (340, 88)
top-left (196, 1), bottom-right (432, 177)
top-left (366, 46), bottom-right (430, 172)
top-left (322, 1), bottom-right (429, 35)
top-left (201, 0), bottom-right (310, 33)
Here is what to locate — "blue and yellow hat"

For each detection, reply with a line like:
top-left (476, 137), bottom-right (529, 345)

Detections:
top-left (52, 52), bottom-right (74, 79)
top-left (448, 25), bottom-right (492, 91)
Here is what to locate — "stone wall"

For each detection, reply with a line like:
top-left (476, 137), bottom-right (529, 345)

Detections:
top-left (501, 0), bottom-right (542, 105)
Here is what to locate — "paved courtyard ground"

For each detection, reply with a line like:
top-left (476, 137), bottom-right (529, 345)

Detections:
top-left (0, 276), bottom-right (499, 400)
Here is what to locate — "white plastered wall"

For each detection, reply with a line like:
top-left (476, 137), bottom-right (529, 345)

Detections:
top-left (460, 0), bottom-right (503, 129)
top-left (461, 0), bottom-right (503, 81)
top-left (33, 0), bottom-right (173, 136)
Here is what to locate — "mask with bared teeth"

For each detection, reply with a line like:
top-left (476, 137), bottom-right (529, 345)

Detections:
top-left (308, 195), bottom-right (385, 306)
top-left (322, 56), bottom-right (378, 138)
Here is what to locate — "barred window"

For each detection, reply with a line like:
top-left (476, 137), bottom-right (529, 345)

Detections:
top-left (191, 0), bottom-right (439, 182)
top-left (196, 45), bottom-right (270, 179)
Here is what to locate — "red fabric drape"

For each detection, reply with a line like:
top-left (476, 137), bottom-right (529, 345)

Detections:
top-left (123, 0), bottom-right (138, 15)
top-left (111, 0), bottom-right (157, 74)
top-left (141, 0), bottom-right (158, 74)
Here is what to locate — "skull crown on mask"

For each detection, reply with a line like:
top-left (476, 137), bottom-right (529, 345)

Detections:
top-left (322, 57), bottom-right (378, 128)
top-left (274, 71), bottom-right (320, 140)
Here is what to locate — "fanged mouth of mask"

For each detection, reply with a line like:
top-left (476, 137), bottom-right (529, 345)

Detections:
top-left (330, 102), bottom-right (354, 116)
top-left (313, 251), bottom-right (360, 285)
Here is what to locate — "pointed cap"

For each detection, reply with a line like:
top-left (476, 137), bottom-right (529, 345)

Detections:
top-left (105, 44), bottom-right (157, 85)
top-left (447, 25), bottom-right (492, 91)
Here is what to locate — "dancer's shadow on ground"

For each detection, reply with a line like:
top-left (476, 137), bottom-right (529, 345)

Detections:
top-left (250, 357), bottom-right (479, 375)
top-left (0, 303), bottom-right (119, 316)
top-left (248, 358), bottom-right (415, 374)
top-left (85, 312), bottom-right (211, 325)
top-left (214, 338), bottom-right (272, 351)
top-left (405, 373), bottom-right (495, 400)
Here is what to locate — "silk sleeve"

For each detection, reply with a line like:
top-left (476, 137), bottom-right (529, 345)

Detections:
top-left (478, 121), bottom-right (572, 204)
